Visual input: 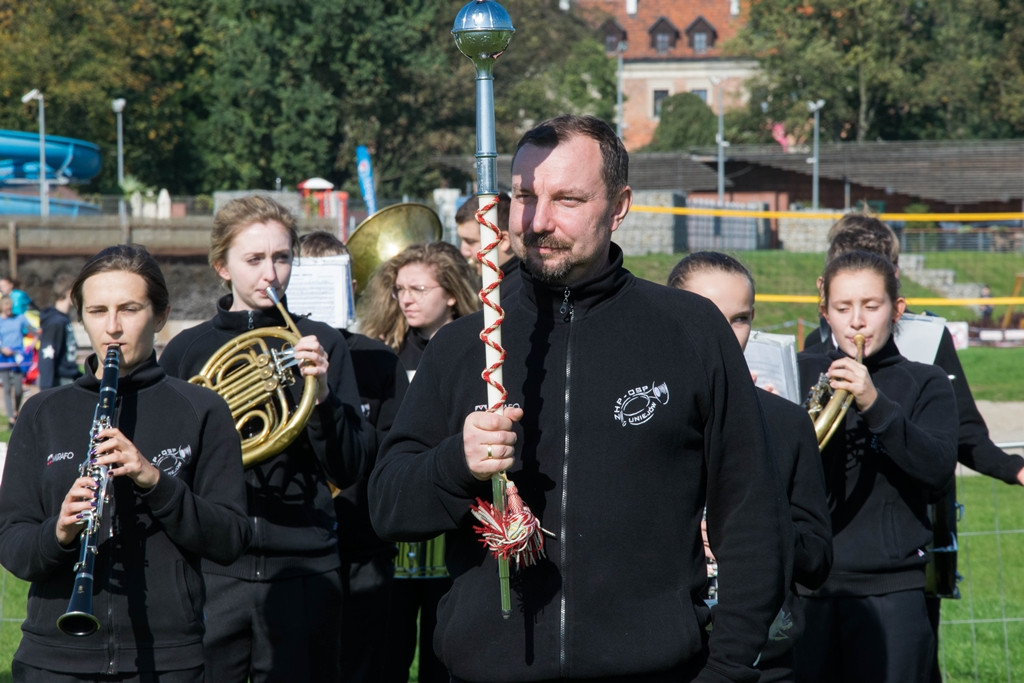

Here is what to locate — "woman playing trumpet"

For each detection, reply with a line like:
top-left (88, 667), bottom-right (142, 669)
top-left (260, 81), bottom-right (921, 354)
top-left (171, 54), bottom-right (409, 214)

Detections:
top-left (0, 245), bottom-right (250, 682)
top-left (794, 250), bottom-right (958, 683)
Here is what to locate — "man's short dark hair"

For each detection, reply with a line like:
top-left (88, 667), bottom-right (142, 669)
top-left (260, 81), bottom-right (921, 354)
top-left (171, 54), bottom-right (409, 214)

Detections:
top-left (455, 192), bottom-right (510, 231)
top-left (299, 230), bottom-right (348, 258)
top-left (513, 115), bottom-right (628, 200)
top-left (52, 273), bottom-right (77, 301)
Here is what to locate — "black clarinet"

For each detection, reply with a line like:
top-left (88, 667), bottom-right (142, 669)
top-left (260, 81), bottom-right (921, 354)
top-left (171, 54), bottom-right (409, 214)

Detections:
top-left (57, 346), bottom-right (120, 637)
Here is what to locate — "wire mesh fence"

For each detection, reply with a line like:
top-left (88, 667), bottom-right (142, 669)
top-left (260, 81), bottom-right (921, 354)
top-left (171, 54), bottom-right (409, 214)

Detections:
top-left (938, 443), bottom-right (1024, 682)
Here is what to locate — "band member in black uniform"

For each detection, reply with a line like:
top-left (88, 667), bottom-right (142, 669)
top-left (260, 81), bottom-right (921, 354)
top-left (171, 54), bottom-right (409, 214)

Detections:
top-left (794, 250), bottom-right (958, 682)
top-left (804, 213), bottom-right (1024, 681)
top-left (298, 229), bottom-right (410, 681)
top-left (670, 251), bottom-right (833, 682)
top-left (0, 244), bottom-right (250, 682)
top-left (159, 196), bottom-right (370, 683)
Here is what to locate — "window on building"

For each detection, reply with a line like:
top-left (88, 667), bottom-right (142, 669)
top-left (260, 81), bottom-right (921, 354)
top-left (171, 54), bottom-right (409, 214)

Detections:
top-left (730, 0), bottom-right (740, 16)
top-left (691, 89), bottom-right (708, 103)
top-left (653, 90), bottom-right (669, 118)
top-left (648, 18), bottom-right (680, 54)
top-left (685, 16), bottom-right (718, 53)
top-left (601, 19), bottom-right (627, 54)
top-left (694, 32), bottom-right (707, 54)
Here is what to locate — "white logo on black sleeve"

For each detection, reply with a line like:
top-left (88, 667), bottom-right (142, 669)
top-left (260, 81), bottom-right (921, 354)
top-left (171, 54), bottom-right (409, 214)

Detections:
top-left (613, 382), bottom-right (670, 427)
top-left (153, 445), bottom-right (192, 477)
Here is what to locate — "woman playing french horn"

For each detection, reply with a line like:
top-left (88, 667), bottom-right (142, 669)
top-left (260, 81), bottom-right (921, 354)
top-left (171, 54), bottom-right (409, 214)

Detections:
top-left (0, 245), bottom-right (250, 682)
top-left (158, 195), bottom-right (371, 683)
top-left (793, 250), bottom-right (958, 683)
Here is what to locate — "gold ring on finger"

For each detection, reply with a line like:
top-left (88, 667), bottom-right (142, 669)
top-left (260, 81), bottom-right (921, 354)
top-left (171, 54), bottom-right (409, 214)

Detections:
top-left (486, 444), bottom-right (493, 459)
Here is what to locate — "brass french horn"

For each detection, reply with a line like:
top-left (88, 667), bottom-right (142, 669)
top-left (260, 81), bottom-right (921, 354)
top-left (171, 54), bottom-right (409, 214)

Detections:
top-left (804, 333), bottom-right (865, 450)
top-left (346, 202), bottom-right (443, 296)
top-left (190, 287), bottom-right (318, 467)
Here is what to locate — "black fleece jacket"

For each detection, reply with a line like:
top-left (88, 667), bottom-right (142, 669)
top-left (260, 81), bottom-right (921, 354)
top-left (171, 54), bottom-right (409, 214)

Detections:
top-left (158, 294), bottom-right (370, 581)
top-left (370, 244), bottom-right (790, 683)
top-left (797, 337), bottom-right (958, 596)
top-left (37, 306), bottom-right (82, 388)
top-left (0, 354), bottom-right (250, 675)
top-left (755, 389), bottom-right (832, 663)
top-left (334, 330), bottom-right (408, 562)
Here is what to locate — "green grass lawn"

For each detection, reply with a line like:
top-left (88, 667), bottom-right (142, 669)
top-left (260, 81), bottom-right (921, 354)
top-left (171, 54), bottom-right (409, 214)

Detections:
top-left (624, 249), bottom-right (1023, 334)
top-left (937, 473), bottom-right (1024, 681)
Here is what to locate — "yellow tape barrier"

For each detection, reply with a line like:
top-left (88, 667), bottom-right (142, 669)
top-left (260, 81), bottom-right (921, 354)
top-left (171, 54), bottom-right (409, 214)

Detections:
top-left (757, 295), bottom-right (1024, 307)
top-left (631, 205), bottom-right (1024, 223)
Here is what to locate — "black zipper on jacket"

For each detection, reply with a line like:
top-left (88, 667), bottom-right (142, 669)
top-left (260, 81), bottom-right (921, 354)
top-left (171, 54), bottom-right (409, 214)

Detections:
top-left (559, 285), bottom-right (574, 675)
top-left (247, 310), bottom-right (255, 330)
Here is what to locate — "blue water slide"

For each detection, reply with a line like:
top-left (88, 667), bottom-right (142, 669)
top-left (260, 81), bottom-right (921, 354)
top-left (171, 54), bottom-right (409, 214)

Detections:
top-left (0, 129), bottom-right (102, 215)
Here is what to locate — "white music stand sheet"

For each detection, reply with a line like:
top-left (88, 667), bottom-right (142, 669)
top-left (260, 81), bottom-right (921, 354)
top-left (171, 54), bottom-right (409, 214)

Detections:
top-left (287, 255), bottom-right (355, 329)
top-left (894, 312), bottom-right (946, 365)
top-left (744, 330), bottom-right (801, 404)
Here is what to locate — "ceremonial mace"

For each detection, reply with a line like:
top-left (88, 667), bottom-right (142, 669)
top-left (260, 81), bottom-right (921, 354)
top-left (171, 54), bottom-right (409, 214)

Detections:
top-left (453, 0), bottom-right (517, 618)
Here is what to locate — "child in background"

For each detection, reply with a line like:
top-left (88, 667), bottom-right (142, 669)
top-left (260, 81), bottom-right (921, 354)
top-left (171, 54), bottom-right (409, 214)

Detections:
top-left (0, 296), bottom-right (36, 427)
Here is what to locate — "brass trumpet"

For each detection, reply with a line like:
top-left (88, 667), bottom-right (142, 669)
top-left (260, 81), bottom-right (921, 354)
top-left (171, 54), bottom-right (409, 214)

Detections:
top-left (805, 333), bottom-right (865, 449)
top-left (190, 287), bottom-right (317, 467)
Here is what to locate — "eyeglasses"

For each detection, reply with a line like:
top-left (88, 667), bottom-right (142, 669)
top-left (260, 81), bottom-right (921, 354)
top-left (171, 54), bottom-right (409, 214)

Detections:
top-left (391, 285), bottom-right (441, 301)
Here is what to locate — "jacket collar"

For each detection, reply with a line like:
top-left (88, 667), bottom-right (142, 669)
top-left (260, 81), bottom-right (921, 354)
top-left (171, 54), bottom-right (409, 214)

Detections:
top-left (213, 293), bottom-right (289, 332)
top-left (80, 352), bottom-right (165, 393)
top-left (827, 334), bottom-right (903, 370)
top-left (520, 242), bottom-right (631, 322)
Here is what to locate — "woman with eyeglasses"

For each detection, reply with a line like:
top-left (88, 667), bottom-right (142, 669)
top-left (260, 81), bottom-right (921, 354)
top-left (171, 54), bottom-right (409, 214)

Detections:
top-left (356, 240), bottom-right (479, 683)
top-left (359, 241), bottom-right (480, 378)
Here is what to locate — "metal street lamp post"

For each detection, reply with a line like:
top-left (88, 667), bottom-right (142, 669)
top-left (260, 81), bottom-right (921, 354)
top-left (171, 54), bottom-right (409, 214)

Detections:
top-left (808, 99), bottom-right (825, 210)
top-left (711, 78), bottom-right (728, 205)
top-left (21, 89), bottom-right (48, 217)
top-left (112, 98), bottom-right (127, 226)
top-left (616, 40), bottom-right (627, 139)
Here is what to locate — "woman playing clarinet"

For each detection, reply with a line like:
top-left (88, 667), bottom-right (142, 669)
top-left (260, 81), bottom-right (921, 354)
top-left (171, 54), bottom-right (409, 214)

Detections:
top-left (0, 245), bottom-right (250, 682)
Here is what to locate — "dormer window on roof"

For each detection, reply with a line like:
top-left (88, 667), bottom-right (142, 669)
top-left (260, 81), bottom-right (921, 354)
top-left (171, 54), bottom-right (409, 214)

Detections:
top-left (601, 19), bottom-right (627, 53)
top-left (649, 17), bottom-right (680, 55)
top-left (685, 16), bottom-right (718, 54)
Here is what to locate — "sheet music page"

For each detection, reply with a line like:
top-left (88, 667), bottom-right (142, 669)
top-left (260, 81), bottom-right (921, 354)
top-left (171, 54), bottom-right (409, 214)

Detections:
top-left (894, 312), bottom-right (946, 364)
top-left (287, 255), bottom-right (354, 328)
top-left (743, 330), bottom-right (801, 404)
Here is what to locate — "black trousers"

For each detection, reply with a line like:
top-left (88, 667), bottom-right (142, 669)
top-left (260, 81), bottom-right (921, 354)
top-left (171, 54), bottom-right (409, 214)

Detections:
top-left (202, 570), bottom-right (342, 683)
top-left (794, 590), bottom-right (934, 683)
top-left (338, 554), bottom-right (394, 682)
top-left (378, 577), bottom-right (452, 683)
top-left (12, 662), bottom-right (202, 683)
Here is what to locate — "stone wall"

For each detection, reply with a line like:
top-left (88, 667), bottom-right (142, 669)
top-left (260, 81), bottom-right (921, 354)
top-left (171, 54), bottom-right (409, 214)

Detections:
top-left (777, 215), bottom-right (832, 253)
top-left (615, 190), bottom-right (687, 255)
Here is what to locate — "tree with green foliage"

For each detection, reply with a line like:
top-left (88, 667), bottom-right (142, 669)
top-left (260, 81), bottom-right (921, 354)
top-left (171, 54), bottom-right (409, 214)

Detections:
top-left (0, 0), bottom-right (192, 193)
top-left (643, 93), bottom-right (716, 151)
top-left (0, 0), bottom-right (618, 198)
top-left (729, 0), bottom-right (1024, 144)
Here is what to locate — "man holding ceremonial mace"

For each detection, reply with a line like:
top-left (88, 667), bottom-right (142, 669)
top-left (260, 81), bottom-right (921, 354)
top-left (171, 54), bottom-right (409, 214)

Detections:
top-left (369, 5), bottom-right (790, 683)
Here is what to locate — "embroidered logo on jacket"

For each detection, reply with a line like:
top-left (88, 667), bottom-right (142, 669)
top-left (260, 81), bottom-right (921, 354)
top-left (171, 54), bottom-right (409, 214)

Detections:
top-left (153, 445), bottom-right (192, 477)
top-left (613, 382), bottom-right (670, 426)
top-left (46, 451), bottom-right (76, 466)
